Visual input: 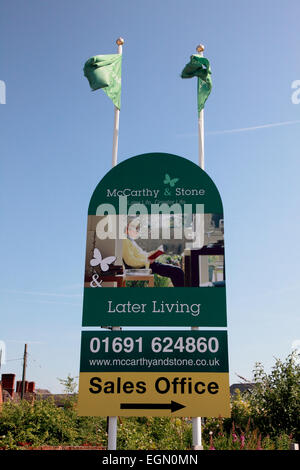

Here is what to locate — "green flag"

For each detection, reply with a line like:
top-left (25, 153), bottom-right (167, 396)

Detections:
top-left (181, 55), bottom-right (212, 115)
top-left (83, 54), bottom-right (122, 109)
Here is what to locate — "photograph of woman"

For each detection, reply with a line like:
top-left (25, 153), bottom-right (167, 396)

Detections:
top-left (122, 218), bottom-right (184, 287)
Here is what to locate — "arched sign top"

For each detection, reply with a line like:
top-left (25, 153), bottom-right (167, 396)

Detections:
top-left (88, 152), bottom-right (223, 215)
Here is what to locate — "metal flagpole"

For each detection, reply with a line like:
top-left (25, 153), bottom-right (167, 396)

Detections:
top-left (197, 44), bottom-right (205, 170)
top-left (107, 37), bottom-right (124, 451)
top-left (196, 43), bottom-right (205, 171)
top-left (112, 38), bottom-right (123, 168)
top-left (191, 43), bottom-right (205, 451)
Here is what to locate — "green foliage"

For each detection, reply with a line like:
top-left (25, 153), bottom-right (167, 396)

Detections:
top-left (154, 273), bottom-right (171, 287)
top-left (124, 254), bottom-right (182, 288)
top-left (58, 374), bottom-right (78, 394)
top-left (124, 280), bottom-right (148, 287)
top-left (202, 352), bottom-right (300, 449)
top-left (158, 254), bottom-right (182, 267)
top-left (57, 374), bottom-right (78, 409)
top-left (202, 415), bottom-right (293, 450)
top-left (117, 417), bottom-right (192, 450)
top-left (230, 388), bottom-right (252, 429)
top-left (0, 399), bottom-right (192, 450)
top-left (0, 398), bottom-right (75, 448)
top-left (124, 275), bottom-right (171, 287)
top-left (0, 397), bottom-right (106, 449)
top-left (247, 351), bottom-right (300, 441)
top-left (0, 395), bottom-right (295, 450)
top-left (202, 428), bottom-right (292, 450)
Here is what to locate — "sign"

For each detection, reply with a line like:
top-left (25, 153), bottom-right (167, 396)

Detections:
top-left (79, 330), bottom-right (228, 373)
top-left (77, 331), bottom-right (230, 417)
top-left (78, 152), bottom-right (230, 418)
top-left (82, 152), bottom-right (227, 327)
top-left (77, 372), bottom-right (230, 417)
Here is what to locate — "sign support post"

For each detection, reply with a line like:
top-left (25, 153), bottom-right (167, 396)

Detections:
top-left (107, 37), bottom-right (124, 451)
top-left (191, 42), bottom-right (205, 451)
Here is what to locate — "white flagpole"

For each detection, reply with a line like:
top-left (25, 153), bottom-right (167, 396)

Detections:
top-left (197, 43), bottom-right (205, 171)
top-left (191, 43), bottom-right (205, 451)
top-left (107, 36), bottom-right (124, 451)
top-left (112, 37), bottom-right (123, 168)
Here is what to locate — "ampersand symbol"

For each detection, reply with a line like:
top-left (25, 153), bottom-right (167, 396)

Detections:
top-left (90, 273), bottom-right (103, 288)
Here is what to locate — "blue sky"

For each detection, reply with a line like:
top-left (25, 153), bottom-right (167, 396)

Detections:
top-left (1, 0), bottom-right (300, 393)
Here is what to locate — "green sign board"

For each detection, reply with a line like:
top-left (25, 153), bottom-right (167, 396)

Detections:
top-left (82, 152), bottom-right (227, 327)
top-left (80, 330), bottom-right (229, 373)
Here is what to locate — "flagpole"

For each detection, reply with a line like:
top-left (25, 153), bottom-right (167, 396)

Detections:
top-left (191, 43), bottom-right (205, 451)
top-left (112, 37), bottom-right (123, 168)
top-left (197, 44), bottom-right (205, 170)
top-left (107, 36), bottom-right (124, 451)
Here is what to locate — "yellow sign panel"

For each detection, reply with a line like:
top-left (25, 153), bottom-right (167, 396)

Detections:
top-left (77, 372), bottom-right (230, 417)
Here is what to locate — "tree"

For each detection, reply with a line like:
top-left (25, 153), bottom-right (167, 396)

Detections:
top-left (57, 375), bottom-right (78, 409)
top-left (247, 351), bottom-right (300, 442)
top-left (57, 374), bottom-right (78, 394)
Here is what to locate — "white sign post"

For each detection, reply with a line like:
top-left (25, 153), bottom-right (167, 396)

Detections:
top-left (191, 43), bottom-right (205, 451)
top-left (107, 37), bottom-right (124, 452)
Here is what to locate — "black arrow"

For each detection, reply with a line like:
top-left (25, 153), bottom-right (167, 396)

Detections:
top-left (120, 401), bottom-right (186, 413)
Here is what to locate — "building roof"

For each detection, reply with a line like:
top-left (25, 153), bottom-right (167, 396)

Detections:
top-left (230, 382), bottom-right (255, 395)
top-left (35, 392), bottom-right (75, 407)
top-left (35, 388), bottom-right (51, 395)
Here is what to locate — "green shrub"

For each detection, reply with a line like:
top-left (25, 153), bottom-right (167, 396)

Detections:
top-left (117, 417), bottom-right (192, 450)
top-left (247, 352), bottom-right (300, 442)
top-left (202, 352), bottom-right (300, 449)
top-left (0, 397), bottom-right (106, 449)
